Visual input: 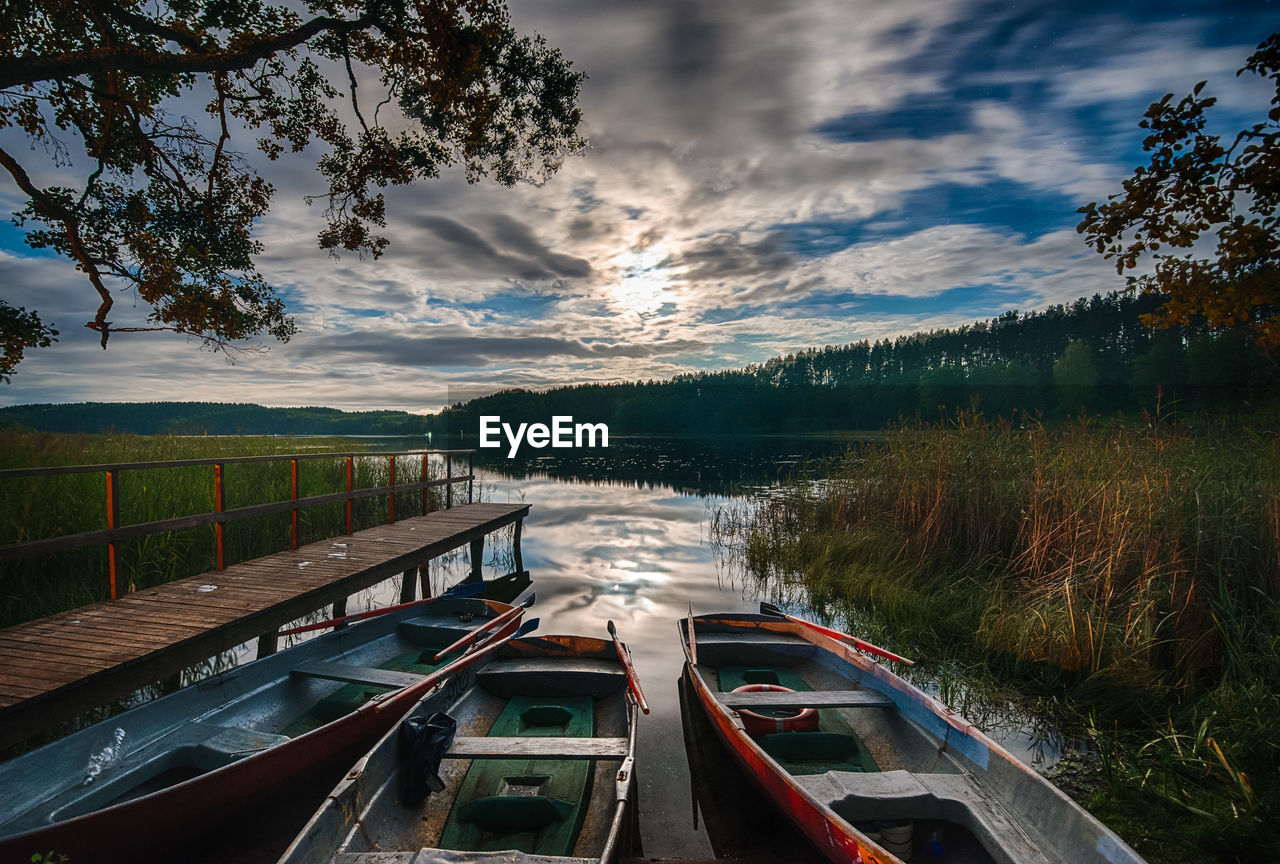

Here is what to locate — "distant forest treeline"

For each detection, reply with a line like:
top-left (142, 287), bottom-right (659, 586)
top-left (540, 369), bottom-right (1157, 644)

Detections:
top-left (431, 292), bottom-right (1277, 435)
top-left (0, 402), bottom-right (428, 435)
top-left (4, 292), bottom-right (1274, 437)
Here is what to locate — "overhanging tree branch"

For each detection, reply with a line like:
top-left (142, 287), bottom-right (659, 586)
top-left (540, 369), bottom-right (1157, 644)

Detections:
top-left (0, 15), bottom-right (373, 89)
top-left (0, 145), bottom-right (117, 346)
top-left (0, 0), bottom-right (586, 376)
top-left (1078, 32), bottom-right (1280, 347)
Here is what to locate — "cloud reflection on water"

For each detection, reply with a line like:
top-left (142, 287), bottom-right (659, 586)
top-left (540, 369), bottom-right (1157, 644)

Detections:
top-left (477, 472), bottom-right (751, 856)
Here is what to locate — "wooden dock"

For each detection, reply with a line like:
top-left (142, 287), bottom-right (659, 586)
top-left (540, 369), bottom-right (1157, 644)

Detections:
top-left (0, 501), bottom-right (528, 751)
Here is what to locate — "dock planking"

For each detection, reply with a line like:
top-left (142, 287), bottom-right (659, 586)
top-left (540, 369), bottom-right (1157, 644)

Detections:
top-left (0, 501), bottom-right (529, 751)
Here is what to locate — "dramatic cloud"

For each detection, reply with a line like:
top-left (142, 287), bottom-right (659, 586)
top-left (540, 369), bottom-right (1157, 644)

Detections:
top-left (1, 0), bottom-right (1274, 411)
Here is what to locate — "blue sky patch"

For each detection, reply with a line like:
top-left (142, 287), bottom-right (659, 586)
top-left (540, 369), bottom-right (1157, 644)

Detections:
top-left (455, 291), bottom-right (565, 322)
top-left (0, 221), bottom-right (59, 259)
top-left (815, 95), bottom-right (973, 143)
top-left (775, 284), bottom-right (1036, 322)
top-left (772, 177), bottom-right (1085, 262)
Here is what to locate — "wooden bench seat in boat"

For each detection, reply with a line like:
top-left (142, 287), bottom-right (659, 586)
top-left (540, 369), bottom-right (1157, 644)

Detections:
top-left (694, 631), bottom-right (811, 649)
top-left (445, 736), bottom-right (630, 760)
top-left (693, 629), bottom-right (817, 667)
top-left (290, 661), bottom-right (427, 690)
top-left (794, 769), bottom-right (1050, 864)
top-left (715, 689), bottom-right (895, 710)
top-left (476, 657), bottom-right (625, 698)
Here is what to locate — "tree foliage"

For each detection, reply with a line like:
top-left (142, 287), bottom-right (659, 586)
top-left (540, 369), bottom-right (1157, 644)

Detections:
top-left (0, 0), bottom-right (585, 369)
top-left (1053, 339), bottom-right (1097, 411)
top-left (0, 300), bottom-right (58, 382)
top-left (1078, 33), bottom-right (1280, 345)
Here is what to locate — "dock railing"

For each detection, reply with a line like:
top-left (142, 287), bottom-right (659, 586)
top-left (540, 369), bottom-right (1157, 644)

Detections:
top-left (0, 449), bottom-right (476, 601)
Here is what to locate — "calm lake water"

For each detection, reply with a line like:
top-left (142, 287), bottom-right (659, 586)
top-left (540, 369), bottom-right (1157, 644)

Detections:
top-left (325, 435), bottom-right (1065, 858)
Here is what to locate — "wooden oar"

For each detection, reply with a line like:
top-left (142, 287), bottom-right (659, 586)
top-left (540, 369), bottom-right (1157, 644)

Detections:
top-left (371, 609), bottom-right (533, 716)
top-left (432, 594), bottom-right (534, 661)
top-left (607, 620), bottom-right (649, 714)
top-left (278, 582), bottom-right (488, 637)
top-left (760, 601), bottom-right (914, 666)
top-left (686, 604), bottom-right (698, 666)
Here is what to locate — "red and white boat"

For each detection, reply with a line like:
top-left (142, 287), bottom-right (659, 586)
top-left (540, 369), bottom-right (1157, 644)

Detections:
top-left (680, 606), bottom-right (1147, 864)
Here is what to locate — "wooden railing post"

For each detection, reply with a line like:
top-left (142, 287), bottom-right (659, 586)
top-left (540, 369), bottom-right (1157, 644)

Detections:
top-left (344, 456), bottom-right (353, 534)
top-left (290, 458), bottom-right (299, 549)
top-left (214, 463), bottom-right (225, 570)
top-left (105, 469), bottom-right (120, 599)
top-left (445, 453), bottom-right (453, 509)
top-left (468, 453), bottom-right (474, 503)
top-left (388, 455), bottom-right (396, 524)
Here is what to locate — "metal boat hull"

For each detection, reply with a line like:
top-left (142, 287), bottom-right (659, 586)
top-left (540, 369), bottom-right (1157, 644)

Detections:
top-left (0, 595), bottom-right (521, 864)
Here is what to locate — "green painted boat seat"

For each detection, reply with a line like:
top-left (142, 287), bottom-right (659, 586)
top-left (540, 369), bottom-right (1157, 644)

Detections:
top-left (456, 795), bottom-right (574, 833)
top-left (521, 704), bottom-right (574, 728)
top-left (440, 695), bottom-right (595, 856)
top-left (760, 729), bottom-right (879, 776)
top-left (717, 665), bottom-right (881, 775)
top-left (716, 665), bottom-right (811, 693)
top-left (281, 644), bottom-right (463, 738)
top-left (763, 731), bottom-right (860, 762)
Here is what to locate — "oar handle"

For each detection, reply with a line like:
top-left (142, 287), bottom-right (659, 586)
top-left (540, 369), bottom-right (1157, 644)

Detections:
top-left (760, 602), bottom-right (914, 666)
top-left (607, 621), bottom-right (649, 715)
top-left (432, 598), bottom-right (530, 661)
top-left (372, 609), bottom-right (524, 715)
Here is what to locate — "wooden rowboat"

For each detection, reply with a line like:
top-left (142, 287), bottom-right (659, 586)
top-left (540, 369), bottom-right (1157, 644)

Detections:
top-left (280, 629), bottom-right (643, 864)
top-left (680, 609), bottom-right (1148, 864)
top-left (0, 594), bottom-right (527, 864)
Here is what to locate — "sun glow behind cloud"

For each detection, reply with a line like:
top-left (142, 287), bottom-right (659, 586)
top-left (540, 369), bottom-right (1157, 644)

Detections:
top-left (607, 247), bottom-right (676, 316)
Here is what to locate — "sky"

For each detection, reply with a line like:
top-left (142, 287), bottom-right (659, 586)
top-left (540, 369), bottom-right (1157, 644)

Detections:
top-left (1, 0), bottom-right (1276, 412)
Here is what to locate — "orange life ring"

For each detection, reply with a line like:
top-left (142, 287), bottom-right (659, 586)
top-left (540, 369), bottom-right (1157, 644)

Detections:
top-left (731, 683), bottom-right (820, 735)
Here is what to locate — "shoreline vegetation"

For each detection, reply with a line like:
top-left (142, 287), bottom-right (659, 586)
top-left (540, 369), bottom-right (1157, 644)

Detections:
top-left (712, 415), bottom-right (1279, 863)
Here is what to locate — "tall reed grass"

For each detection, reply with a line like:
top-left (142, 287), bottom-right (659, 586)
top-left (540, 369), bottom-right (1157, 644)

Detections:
top-left (0, 432), bottom-right (451, 627)
top-left (713, 415), bottom-right (1280, 863)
